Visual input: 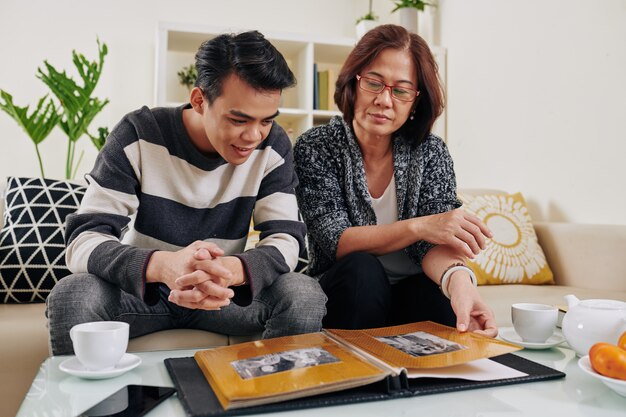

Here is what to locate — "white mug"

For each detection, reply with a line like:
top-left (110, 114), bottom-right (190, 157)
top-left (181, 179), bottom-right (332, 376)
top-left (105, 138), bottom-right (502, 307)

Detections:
top-left (69, 321), bottom-right (129, 370)
top-left (511, 303), bottom-right (558, 343)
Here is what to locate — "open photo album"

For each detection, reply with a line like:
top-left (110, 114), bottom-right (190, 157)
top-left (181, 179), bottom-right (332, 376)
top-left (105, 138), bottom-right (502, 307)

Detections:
top-left (188, 321), bottom-right (522, 410)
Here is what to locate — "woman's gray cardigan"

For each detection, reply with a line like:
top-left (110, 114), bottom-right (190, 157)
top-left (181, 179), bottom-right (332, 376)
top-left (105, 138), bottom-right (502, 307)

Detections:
top-left (293, 116), bottom-right (461, 279)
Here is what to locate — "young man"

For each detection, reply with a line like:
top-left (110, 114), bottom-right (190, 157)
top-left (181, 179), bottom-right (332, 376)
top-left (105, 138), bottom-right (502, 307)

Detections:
top-left (46, 31), bottom-right (326, 355)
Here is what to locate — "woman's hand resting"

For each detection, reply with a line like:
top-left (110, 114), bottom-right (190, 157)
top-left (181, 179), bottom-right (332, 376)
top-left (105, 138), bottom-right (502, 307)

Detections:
top-left (415, 209), bottom-right (492, 259)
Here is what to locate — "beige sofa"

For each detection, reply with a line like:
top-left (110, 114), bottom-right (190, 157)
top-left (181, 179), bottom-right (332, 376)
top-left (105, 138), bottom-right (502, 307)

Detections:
top-left (2, 191), bottom-right (626, 417)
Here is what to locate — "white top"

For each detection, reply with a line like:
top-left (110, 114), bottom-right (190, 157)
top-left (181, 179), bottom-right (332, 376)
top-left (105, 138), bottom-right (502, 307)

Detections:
top-left (369, 175), bottom-right (422, 283)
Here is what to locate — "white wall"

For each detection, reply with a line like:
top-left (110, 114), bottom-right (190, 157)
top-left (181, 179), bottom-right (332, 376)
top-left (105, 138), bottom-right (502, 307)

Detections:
top-left (437, 0), bottom-right (626, 224)
top-left (1, 0), bottom-right (624, 225)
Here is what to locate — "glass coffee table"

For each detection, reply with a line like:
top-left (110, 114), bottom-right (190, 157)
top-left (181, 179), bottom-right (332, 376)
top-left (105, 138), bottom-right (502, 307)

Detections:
top-left (16, 345), bottom-right (625, 417)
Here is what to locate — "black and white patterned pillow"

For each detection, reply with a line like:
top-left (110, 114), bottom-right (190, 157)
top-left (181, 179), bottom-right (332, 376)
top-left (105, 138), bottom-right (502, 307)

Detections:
top-left (0, 177), bottom-right (86, 303)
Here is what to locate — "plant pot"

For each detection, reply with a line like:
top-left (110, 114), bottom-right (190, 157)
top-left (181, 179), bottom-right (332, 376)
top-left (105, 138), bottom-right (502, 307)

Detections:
top-left (399, 8), bottom-right (418, 34)
top-left (356, 20), bottom-right (378, 39)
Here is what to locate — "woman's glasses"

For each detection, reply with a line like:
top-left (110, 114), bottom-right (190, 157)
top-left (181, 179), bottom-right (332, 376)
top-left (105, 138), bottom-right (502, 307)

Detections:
top-left (356, 75), bottom-right (419, 102)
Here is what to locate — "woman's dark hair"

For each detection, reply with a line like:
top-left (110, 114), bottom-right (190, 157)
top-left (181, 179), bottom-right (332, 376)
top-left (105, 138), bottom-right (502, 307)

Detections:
top-left (195, 31), bottom-right (296, 104)
top-left (335, 24), bottom-right (444, 143)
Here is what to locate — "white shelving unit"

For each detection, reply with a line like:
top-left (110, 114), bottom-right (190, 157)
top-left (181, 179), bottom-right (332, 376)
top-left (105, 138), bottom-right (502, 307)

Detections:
top-left (154, 22), bottom-right (447, 141)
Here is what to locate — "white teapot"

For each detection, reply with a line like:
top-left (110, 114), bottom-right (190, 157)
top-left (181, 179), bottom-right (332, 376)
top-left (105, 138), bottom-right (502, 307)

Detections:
top-left (562, 294), bottom-right (626, 357)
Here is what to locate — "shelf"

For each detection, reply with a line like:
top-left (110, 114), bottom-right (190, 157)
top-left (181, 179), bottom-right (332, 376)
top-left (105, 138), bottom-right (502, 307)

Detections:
top-left (154, 22), bottom-right (446, 141)
top-left (312, 110), bottom-right (341, 118)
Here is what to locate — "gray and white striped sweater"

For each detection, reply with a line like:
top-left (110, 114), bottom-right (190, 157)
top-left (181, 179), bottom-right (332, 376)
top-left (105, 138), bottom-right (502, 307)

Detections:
top-left (65, 105), bottom-right (305, 304)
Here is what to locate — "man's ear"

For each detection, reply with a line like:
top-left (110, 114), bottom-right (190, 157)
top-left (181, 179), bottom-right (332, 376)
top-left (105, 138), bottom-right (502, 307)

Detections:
top-left (189, 87), bottom-right (205, 114)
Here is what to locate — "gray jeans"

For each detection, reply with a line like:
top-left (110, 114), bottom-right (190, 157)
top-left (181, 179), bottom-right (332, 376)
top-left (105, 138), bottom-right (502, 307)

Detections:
top-left (46, 272), bottom-right (326, 355)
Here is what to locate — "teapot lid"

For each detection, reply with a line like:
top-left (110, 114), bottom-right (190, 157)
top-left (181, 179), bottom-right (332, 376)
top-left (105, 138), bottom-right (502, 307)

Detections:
top-left (579, 299), bottom-right (626, 310)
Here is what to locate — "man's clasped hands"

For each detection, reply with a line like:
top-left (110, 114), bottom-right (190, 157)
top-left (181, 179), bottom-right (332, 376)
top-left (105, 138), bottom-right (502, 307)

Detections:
top-left (146, 241), bottom-right (244, 310)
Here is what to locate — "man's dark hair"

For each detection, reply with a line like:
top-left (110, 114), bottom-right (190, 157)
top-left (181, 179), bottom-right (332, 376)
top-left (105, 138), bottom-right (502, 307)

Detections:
top-left (195, 31), bottom-right (296, 104)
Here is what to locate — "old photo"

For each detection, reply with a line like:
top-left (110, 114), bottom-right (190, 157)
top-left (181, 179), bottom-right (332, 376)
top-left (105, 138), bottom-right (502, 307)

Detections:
top-left (375, 331), bottom-right (467, 357)
top-left (231, 347), bottom-right (340, 380)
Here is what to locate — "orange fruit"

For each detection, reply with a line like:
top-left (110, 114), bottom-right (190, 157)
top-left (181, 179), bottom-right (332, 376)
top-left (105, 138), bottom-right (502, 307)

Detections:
top-left (589, 342), bottom-right (626, 380)
top-left (618, 331), bottom-right (626, 351)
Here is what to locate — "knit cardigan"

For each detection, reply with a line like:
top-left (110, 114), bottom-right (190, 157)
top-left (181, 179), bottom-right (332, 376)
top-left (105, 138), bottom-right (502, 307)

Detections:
top-left (294, 116), bottom-right (461, 279)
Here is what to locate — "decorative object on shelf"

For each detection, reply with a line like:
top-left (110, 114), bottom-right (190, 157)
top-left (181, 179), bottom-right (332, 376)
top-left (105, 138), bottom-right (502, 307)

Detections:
top-left (0, 39), bottom-right (110, 180)
top-left (390, 0), bottom-right (434, 34)
top-left (177, 64), bottom-right (197, 92)
top-left (356, 0), bottom-right (379, 39)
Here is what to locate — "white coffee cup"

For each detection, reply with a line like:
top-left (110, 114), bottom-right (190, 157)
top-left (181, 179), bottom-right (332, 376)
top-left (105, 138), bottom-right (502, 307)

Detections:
top-left (69, 321), bottom-right (129, 370)
top-left (511, 303), bottom-right (558, 343)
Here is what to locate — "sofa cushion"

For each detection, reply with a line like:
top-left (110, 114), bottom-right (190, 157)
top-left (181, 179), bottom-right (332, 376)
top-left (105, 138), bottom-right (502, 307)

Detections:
top-left (459, 192), bottom-right (554, 285)
top-left (0, 177), bottom-right (85, 303)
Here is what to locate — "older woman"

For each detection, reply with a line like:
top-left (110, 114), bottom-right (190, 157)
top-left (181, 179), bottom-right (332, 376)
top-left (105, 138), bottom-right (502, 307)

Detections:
top-left (294, 25), bottom-right (497, 337)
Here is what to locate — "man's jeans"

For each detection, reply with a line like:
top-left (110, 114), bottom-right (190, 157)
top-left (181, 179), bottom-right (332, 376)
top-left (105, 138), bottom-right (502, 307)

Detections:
top-left (46, 272), bottom-right (326, 355)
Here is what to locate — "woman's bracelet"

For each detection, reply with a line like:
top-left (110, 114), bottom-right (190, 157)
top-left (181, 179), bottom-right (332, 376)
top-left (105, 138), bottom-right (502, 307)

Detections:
top-left (439, 263), bottom-right (477, 299)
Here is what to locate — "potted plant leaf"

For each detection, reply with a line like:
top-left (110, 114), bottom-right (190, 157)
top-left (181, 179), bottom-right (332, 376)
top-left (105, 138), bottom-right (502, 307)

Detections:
top-left (37, 39), bottom-right (109, 179)
top-left (0, 39), bottom-right (109, 180)
top-left (390, 0), bottom-right (434, 34)
top-left (0, 92), bottom-right (60, 178)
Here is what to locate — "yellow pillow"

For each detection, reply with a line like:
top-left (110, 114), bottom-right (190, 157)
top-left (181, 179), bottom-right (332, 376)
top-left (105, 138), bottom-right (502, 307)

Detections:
top-left (458, 192), bottom-right (554, 285)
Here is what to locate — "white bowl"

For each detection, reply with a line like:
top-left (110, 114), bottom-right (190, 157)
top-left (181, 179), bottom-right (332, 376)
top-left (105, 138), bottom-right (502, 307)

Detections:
top-left (578, 355), bottom-right (626, 397)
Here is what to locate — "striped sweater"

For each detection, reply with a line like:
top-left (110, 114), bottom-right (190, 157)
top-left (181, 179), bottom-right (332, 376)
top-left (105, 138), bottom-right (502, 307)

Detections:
top-left (65, 105), bottom-right (305, 304)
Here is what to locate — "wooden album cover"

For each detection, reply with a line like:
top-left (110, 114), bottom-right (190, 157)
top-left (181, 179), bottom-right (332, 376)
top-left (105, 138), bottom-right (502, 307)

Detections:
top-left (194, 332), bottom-right (390, 410)
top-left (193, 322), bottom-right (521, 410)
top-left (328, 322), bottom-right (520, 370)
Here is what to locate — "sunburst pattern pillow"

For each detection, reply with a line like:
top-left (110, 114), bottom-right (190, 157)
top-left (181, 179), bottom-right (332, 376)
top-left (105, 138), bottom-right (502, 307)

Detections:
top-left (458, 192), bottom-right (554, 285)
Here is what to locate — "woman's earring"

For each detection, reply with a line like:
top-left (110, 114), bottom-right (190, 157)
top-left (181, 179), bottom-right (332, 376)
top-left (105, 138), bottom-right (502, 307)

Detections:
top-left (410, 109), bottom-right (415, 120)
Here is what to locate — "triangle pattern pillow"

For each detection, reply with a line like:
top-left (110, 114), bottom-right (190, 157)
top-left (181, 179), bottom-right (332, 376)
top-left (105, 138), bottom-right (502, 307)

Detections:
top-left (458, 192), bottom-right (554, 285)
top-left (0, 177), bottom-right (86, 303)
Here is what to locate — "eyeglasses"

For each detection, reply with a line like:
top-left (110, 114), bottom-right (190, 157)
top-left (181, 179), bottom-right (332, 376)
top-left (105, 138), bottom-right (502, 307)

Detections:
top-left (356, 75), bottom-right (419, 102)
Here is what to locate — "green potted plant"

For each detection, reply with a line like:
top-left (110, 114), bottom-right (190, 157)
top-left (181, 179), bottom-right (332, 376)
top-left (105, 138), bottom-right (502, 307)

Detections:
top-left (177, 64), bottom-right (197, 92)
top-left (0, 92), bottom-right (60, 178)
top-left (356, 0), bottom-right (379, 38)
top-left (0, 39), bottom-right (110, 180)
top-left (391, 0), bottom-right (433, 13)
top-left (390, 0), bottom-right (434, 34)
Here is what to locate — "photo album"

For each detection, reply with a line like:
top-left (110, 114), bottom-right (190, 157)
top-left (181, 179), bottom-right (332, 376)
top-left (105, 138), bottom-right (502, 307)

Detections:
top-left (165, 321), bottom-right (566, 416)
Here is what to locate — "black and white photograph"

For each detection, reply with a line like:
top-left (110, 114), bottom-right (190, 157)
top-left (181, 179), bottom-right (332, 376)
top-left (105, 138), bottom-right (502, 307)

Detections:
top-left (231, 347), bottom-right (340, 380)
top-left (375, 331), bottom-right (467, 357)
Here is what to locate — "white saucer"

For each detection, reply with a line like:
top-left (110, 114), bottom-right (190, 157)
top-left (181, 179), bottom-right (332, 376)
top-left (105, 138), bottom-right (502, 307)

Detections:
top-left (59, 353), bottom-right (142, 379)
top-left (578, 355), bottom-right (626, 397)
top-left (499, 327), bottom-right (565, 349)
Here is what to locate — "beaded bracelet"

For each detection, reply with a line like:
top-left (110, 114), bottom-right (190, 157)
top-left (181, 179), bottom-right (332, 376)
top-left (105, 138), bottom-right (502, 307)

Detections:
top-left (439, 263), bottom-right (477, 299)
